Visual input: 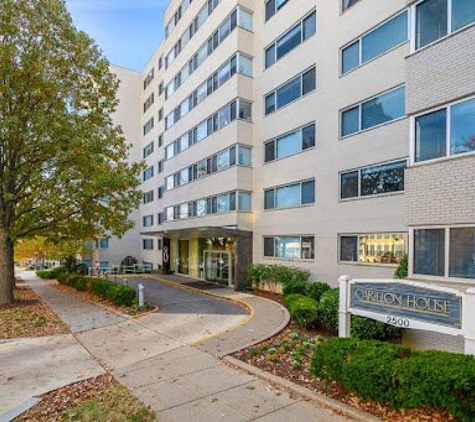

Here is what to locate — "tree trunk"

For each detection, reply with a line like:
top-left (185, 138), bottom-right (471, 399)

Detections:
top-left (0, 226), bottom-right (14, 305)
top-left (7, 239), bottom-right (15, 288)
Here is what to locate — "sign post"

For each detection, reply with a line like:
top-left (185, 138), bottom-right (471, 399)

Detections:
top-left (338, 276), bottom-right (474, 355)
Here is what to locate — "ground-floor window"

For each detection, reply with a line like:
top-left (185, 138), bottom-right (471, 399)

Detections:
top-left (413, 226), bottom-right (475, 280)
top-left (340, 233), bottom-right (407, 265)
top-left (264, 236), bottom-right (315, 260)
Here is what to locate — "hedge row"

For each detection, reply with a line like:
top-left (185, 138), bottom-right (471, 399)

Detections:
top-left (58, 274), bottom-right (137, 307)
top-left (246, 264), bottom-right (310, 292)
top-left (36, 265), bottom-right (68, 280)
top-left (311, 338), bottom-right (475, 421)
top-left (284, 294), bottom-right (319, 327)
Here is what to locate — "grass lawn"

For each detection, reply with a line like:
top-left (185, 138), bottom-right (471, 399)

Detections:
top-left (17, 375), bottom-right (155, 422)
top-left (0, 285), bottom-right (68, 339)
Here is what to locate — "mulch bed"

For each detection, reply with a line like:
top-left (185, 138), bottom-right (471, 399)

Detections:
top-left (0, 286), bottom-right (69, 339)
top-left (16, 375), bottom-right (155, 422)
top-left (52, 283), bottom-right (155, 316)
top-left (234, 295), bottom-right (456, 422)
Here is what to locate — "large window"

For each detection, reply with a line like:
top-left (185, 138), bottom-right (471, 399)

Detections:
top-left (143, 118), bottom-right (154, 136)
top-left (340, 160), bottom-right (406, 199)
top-left (265, 0), bottom-right (289, 21)
top-left (265, 123), bottom-right (315, 163)
top-left (265, 180), bottom-right (315, 210)
top-left (341, 86), bottom-right (405, 137)
top-left (264, 236), bottom-right (315, 260)
top-left (265, 11), bottom-right (316, 69)
top-left (143, 190), bottom-right (154, 204)
top-left (143, 142), bottom-right (154, 158)
top-left (341, 11), bottom-right (408, 74)
top-left (340, 233), bottom-right (407, 265)
top-left (413, 227), bottom-right (475, 279)
top-left (98, 238), bottom-right (109, 249)
top-left (265, 67), bottom-right (316, 115)
top-left (415, 97), bottom-right (475, 163)
top-left (414, 0), bottom-right (475, 50)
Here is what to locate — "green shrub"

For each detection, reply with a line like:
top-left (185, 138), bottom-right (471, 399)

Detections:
top-left (56, 273), bottom-right (69, 284)
top-left (351, 316), bottom-right (402, 341)
top-left (318, 288), bottom-right (340, 333)
top-left (311, 338), bottom-right (475, 421)
top-left (394, 255), bottom-right (408, 279)
top-left (305, 281), bottom-right (331, 302)
top-left (106, 283), bottom-right (137, 307)
top-left (50, 265), bottom-right (68, 279)
top-left (284, 294), bottom-right (319, 328)
top-left (282, 279), bottom-right (308, 296)
top-left (91, 279), bottom-right (110, 297)
top-left (246, 264), bottom-right (310, 292)
top-left (36, 270), bottom-right (54, 279)
top-left (68, 275), bottom-right (89, 292)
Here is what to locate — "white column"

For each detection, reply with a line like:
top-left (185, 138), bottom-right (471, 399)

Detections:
top-left (338, 275), bottom-right (352, 338)
top-left (463, 288), bottom-right (475, 355)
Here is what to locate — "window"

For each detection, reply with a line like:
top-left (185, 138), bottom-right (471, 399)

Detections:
top-left (414, 229), bottom-right (446, 276)
top-left (265, 0), bottom-right (289, 21)
top-left (415, 97), bottom-right (475, 163)
top-left (158, 108), bottom-right (164, 121)
top-left (158, 186), bottom-right (164, 199)
top-left (143, 118), bottom-right (154, 135)
top-left (265, 11), bottom-right (316, 69)
top-left (265, 179), bottom-right (315, 210)
top-left (143, 239), bottom-right (154, 250)
top-left (98, 238), bottom-right (109, 249)
top-left (340, 160), bottom-right (406, 199)
top-left (158, 160), bottom-right (164, 174)
top-left (450, 228), bottom-right (475, 279)
top-left (265, 67), bottom-right (316, 115)
top-left (340, 233), bottom-right (407, 265)
top-left (143, 68), bottom-right (154, 90)
top-left (341, 85), bottom-right (405, 137)
top-left (238, 192), bottom-right (252, 210)
top-left (341, 11), bottom-right (408, 74)
top-left (143, 93), bottom-right (155, 113)
top-left (143, 215), bottom-right (154, 227)
top-left (143, 190), bottom-right (154, 204)
top-left (264, 236), bottom-right (315, 260)
top-left (143, 142), bottom-right (154, 158)
top-left (143, 166), bottom-right (154, 181)
top-left (342, 0), bottom-right (360, 12)
top-left (265, 123), bottom-right (315, 162)
top-left (238, 146), bottom-right (252, 166)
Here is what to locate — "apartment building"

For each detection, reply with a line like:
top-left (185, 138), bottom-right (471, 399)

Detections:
top-left (104, 0), bottom-right (474, 324)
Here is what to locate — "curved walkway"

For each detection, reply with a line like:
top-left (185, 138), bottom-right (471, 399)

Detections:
top-left (127, 274), bottom-right (290, 357)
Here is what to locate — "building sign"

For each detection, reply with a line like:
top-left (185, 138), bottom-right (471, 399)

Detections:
top-left (350, 282), bottom-right (462, 328)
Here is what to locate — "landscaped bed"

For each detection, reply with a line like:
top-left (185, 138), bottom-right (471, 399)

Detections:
top-left (53, 282), bottom-right (155, 316)
top-left (16, 375), bottom-right (155, 422)
top-left (233, 324), bottom-right (456, 422)
top-left (0, 285), bottom-right (69, 339)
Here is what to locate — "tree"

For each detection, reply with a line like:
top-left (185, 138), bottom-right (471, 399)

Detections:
top-left (0, 0), bottom-right (142, 304)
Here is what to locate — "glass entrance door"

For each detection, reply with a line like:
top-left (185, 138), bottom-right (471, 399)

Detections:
top-left (178, 240), bottom-right (190, 275)
top-left (204, 251), bottom-right (232, 286)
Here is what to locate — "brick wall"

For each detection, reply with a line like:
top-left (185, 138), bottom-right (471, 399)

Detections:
top-left (406, 25), bottom-right (475, 115)
top-left (406, 155), bottom-right (475, 226)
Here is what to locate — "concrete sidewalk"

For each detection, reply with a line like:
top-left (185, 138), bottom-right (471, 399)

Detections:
top-left (115, 344), bottom-right (344, 422)
top-left (8, 272), bottom-right (355, 421)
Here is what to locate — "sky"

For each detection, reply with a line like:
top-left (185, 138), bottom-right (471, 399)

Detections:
top-left (65, 0), bottom-right (169, 72)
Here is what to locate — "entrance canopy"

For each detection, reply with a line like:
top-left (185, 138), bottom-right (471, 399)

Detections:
top-left (140, 226), bottom-right (252, 238)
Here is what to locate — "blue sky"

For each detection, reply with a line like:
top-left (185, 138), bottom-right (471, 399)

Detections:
top-left (65, 0), bottom-right (168, 72)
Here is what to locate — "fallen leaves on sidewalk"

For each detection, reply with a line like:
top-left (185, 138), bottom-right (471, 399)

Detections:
top-left (16, 375), bottom-right (155, 422)
top-left (0, 286), bottom-right (69, 339)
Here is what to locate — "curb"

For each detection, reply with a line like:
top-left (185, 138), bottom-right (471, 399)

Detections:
top-left (128, 275), bottom-right (291, 353)
top-left (223, 356), bottom-right (380, 422)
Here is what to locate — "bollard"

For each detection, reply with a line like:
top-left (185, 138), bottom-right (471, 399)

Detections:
top-left (123, 278), bottom-right (128, 287)
top-left (114, 274), bottom-right (117, 283)
top-left (138, 284), bottom-right (145, 308)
